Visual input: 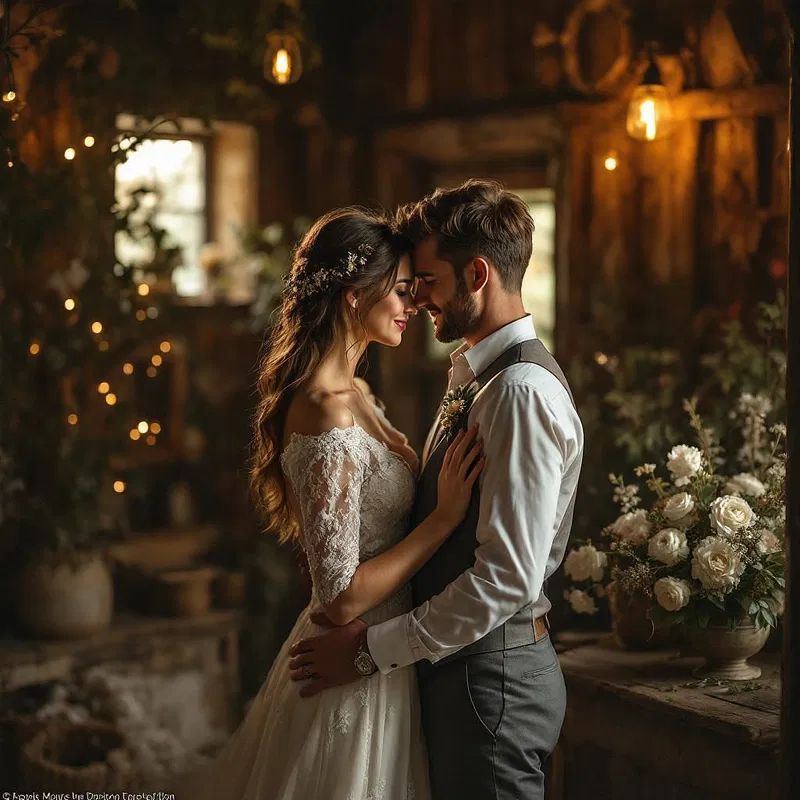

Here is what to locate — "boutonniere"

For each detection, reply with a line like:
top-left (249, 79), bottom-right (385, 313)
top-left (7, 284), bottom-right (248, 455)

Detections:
top-left (438, 381), bottom-right (480, 436)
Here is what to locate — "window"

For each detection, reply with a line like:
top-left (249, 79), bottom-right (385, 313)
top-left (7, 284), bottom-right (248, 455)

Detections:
top-left (115, 137), bottom-right (208, 297)
top-left (114, 116), bottom-right (259, 302)
top-left (517, 188), bottom-right (556, 352)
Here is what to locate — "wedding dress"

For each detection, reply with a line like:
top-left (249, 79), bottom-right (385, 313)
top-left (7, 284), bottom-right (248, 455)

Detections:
top-left (180, 424), bottom-right (431, 800)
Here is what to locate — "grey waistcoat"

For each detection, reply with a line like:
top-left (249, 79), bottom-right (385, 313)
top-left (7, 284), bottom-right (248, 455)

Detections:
top-left (410, 338), bottom-right (576, 666)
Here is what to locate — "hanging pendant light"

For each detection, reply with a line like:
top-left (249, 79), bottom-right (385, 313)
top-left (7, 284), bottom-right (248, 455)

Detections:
top-left (264, 1), bottom-right (303, 86)
top-left (626, 46), bottom-right (674, 142)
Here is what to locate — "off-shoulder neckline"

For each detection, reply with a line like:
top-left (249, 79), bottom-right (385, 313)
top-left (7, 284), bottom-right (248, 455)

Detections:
top-left (282, 424), bottom-right (415, 477)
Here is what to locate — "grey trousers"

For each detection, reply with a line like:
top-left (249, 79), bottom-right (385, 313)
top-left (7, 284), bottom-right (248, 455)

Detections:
top-left (418, 637), bottom-right (566, 800)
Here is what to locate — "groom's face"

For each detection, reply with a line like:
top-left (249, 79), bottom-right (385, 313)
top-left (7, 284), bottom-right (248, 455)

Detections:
top-left (412, 237), bottom-right (480, 343)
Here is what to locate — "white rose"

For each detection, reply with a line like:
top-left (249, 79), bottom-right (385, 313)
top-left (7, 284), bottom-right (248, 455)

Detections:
top-left (654, 577), bottom-right (693, 612)
top-left (691, 536), bottom-right (745, 593)
top-left (666, 445), bottom-right (704, 487)
top-left (756, 529), bottom-right (781, 555)
top-left (611, 509), bottom-right (651, 545)
top-left (709, 495), bottom-right (755, 536)
top-left (564, 545), bottom-right (607, 583)
top-left (724, 473), bottom-right (767, 498)
top-left (663, 492), bottom-right (696, 523)
top-left (565, 588), bottom-right (597, 615)
top-left (647, 528), bottom-right (690, 566)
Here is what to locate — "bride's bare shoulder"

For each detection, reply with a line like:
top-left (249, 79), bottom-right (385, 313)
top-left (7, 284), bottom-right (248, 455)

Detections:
top-left (284, 388), bottom-right (356, 439)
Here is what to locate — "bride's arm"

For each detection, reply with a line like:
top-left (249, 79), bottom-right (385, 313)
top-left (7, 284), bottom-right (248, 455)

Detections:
top-left (285, 402), bottom-right (482, 628)
top-left (324, 428), bottom-right (482, 627)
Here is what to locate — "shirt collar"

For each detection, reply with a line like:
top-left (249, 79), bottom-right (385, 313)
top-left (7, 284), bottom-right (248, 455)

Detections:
top-left (448, 315), bottom-right (536, 389)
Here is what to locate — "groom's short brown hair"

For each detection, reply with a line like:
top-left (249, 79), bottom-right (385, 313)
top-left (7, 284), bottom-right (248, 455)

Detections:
top-left (395, 179), bottom-right (534, 293)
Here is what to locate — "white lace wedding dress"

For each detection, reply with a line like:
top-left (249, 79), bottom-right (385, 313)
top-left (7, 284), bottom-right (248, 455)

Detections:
top-left (179, 424), bottom-right (431, 800)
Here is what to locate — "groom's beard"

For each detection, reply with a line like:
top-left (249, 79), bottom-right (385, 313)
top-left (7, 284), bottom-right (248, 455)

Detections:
top-left (430, 278), bottom-right (480, 343)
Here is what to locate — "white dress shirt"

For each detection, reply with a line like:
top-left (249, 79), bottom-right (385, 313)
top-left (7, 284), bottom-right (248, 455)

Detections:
top-left (367, 315), bottom-right (584, 672)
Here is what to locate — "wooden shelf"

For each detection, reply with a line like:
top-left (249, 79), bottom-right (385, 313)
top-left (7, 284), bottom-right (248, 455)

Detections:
top-left (553, 634), bottom-right (779, 800)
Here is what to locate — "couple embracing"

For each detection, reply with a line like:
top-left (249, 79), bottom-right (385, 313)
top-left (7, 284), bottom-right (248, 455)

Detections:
top-left (185, 180), bottom-right (584, 800)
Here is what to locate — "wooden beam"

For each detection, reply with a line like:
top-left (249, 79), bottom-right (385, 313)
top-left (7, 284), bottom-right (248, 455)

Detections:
top-left (559, 85), bottom-right (788, 128)
top-left (374, 109), bottom-right (563, 162)
top-left (781, 8), bottom-right (800, 800)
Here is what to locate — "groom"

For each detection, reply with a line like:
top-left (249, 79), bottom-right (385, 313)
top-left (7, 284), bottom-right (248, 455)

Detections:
top-left (289, 179), bottom-right (584, 799)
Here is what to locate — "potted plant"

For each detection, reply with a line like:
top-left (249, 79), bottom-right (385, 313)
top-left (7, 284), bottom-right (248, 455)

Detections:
top-left (609, 398), bottom-right (783, 679)
top-left (0, 110), bottom-right (176, 640)
top-left (564, 298), bottom-right (787, 659)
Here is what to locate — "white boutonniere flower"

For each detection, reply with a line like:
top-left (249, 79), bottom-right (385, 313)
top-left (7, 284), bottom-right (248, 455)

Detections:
top-left (438, 381), bottom-right (479, 436)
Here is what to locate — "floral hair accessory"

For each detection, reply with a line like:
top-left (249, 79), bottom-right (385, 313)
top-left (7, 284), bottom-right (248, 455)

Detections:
top-left (284, 243), bottom-right (374, 301)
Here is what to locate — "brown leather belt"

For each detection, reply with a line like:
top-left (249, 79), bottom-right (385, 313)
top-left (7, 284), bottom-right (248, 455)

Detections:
top-left (533, 614), bottom-right (549, 643)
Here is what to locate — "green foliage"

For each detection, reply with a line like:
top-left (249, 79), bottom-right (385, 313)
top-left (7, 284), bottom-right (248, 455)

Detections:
top-left (567, 299), bottom-right (787, 629)
top-left (0, 1), bottom-right (296, 558)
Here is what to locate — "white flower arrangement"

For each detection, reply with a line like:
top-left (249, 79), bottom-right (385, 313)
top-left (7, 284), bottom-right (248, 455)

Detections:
top-left (564, 396), bottom-right (786, 630)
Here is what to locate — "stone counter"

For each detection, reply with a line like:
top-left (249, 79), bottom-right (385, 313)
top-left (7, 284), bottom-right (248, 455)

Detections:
top-left (0, 611), bottom-right (243, 786)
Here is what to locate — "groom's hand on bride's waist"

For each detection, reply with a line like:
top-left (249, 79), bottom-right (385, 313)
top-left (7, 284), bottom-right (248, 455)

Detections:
top-left (288, 616), bottom-right (367, 698)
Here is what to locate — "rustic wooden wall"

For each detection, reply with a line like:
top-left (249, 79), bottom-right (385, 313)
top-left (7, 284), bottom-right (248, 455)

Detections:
top-left (302, 0), bottom-right (790, 449)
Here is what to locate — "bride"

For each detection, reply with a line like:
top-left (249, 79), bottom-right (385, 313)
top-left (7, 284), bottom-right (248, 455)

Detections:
top-left (180, 207), bottom-right (484, 799)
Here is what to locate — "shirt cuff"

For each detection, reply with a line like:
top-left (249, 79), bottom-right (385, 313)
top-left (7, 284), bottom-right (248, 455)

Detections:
top-left (366, 613), bottom-right (416, 674)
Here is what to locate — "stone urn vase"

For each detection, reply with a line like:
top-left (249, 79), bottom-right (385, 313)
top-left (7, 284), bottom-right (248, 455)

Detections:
top-left (608, 583), bottom-right (676, 650)
top-left (16, 551), bottom-right (114, 639)
top-left (683, 622), bottom-right (770, 680)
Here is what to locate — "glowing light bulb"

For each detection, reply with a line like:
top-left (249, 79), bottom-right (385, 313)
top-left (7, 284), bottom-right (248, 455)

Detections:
top-left (146, 435), bottom-right (157, 446)
top-left (113, 480), bottom-right (126, 493)
top-left (625, 57), bottom-right (673, 142)
top-left (273, 49), bottom-right (291, 84)
top-left (136, 310), bottom-right (147, 321)
top-left (640, 100), bottom-right (656, 141)
top-left (29, 342), bottom-right (40, 355)
top-left (2, 91), bottom-right (16, 102)
top-left (595, 352), bottom-right (609, 366)
top-left (159, 341), bottom-right (171, 353)
top-left (146, 366), bottom-right (157, 378)
top-left (137, 283), bottom-right (150, 297)
top-left (604, 153), bottom-right (618, 171)
top-left (98, 382), bottom-right (110, 394)
top-left (64, 147), bottom-right (76, 160)
top-left (64, 298), bottom-right (76, 311)
top-left (84, 135), bottom-right (95, 148)
top-left (130, 429), bottom-right (141, 441)
top-left (123, 362), bottom-right (134, 375)
top-left (68, 413), bottom-right (79, 425)
top-left (151, 354), bottom-right (163, 367)
top-left (137, 421), bottom-right (149, 434)
top-left (105, 392), bottom-right (117, 406)
top-left (264, 30), bottom-right (302, 85)
top-left (91, 321), bottom-right (103, 334)
top-left (150, 422), bottom-right (162, 434)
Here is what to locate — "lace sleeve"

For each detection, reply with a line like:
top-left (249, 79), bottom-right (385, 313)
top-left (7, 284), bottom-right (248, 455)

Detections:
top-left (281, 428), bottom-right (367, 606)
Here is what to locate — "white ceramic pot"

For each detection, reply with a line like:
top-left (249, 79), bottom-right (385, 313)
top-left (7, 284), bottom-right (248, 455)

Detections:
top-left (16, 551), bottom-right (114, 639)
top-left (684, 622), bottom-right (770, 680)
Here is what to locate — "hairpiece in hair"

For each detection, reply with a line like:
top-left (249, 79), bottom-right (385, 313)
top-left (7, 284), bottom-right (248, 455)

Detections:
top-left (284, 243), bottom-right (375, 301)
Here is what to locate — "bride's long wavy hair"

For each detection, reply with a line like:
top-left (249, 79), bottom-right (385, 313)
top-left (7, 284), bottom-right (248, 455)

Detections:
top-left (251, 207), bottom-right (410, 543)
